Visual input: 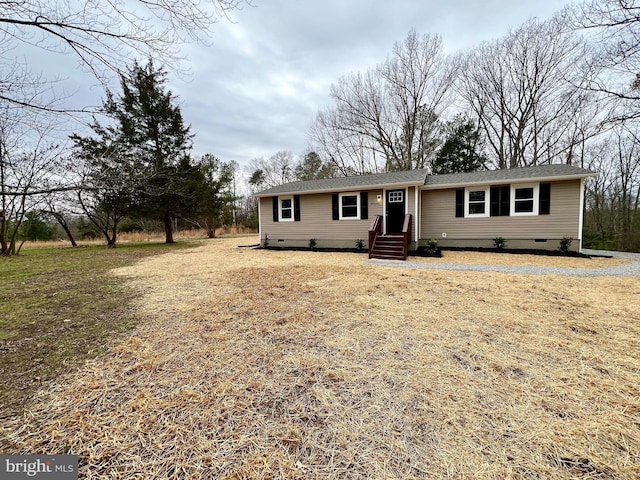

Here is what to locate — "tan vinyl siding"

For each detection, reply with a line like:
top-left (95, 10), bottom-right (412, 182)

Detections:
top-left (260, 190), bottom-right (383, 241)
top-left (420, 180), bottom-right (581, 240)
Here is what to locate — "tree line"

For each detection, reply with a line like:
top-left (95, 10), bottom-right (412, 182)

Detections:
top-left (0, 1), bottom-right (251, 255)
top-left (1, 60), bottom-right (242, 255)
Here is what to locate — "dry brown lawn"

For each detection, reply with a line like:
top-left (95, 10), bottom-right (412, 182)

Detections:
top-left (3, 236), bottom-right (639, 479)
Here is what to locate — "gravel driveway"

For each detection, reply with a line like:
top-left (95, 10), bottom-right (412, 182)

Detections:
top-left (366, 249), bottom-right (640, 277)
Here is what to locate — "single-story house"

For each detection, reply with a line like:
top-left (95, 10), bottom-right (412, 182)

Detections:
top-left (254, 164), bottom-right (597, 259)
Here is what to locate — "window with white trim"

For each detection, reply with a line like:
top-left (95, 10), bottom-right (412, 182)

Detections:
top-left (465, 187), bottom-right (490, 217)
top-left (339, 192), bottom-right (360, 219)
top-left (511, 183), bottom-right (539, 216)
top-left (279, 196), bottom-right (293, 221)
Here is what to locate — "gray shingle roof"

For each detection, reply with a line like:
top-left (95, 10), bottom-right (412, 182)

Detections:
top-left (254, 169), bottom-right (429, 196)
top-left (424, 164), bottom-right (597, 188)
top-left (254, 164), bottom-right (596, 197)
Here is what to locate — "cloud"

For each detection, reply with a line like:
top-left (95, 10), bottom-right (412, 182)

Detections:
top-left (174, 0), bottom-right (572, 168)
top-left (5, 0), bottom-right (573, 169)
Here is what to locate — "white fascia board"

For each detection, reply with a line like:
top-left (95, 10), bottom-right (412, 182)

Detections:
top-left (421, 173), bottom-right (598, 191)
top-left (253, 181), bottom-right (424, 198)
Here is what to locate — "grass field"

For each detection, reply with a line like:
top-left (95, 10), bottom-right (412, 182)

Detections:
top-left (0, 238), bottom-right (198, 419)
top-left (2, 236), bottom-right (639, 479)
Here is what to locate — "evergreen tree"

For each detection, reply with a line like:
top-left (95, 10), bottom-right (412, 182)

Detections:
top-left (187, 154), bottom-right (235, 238)
top-left (72, 60), bottom-right (194, 245)
top-left (431, 115), bottom-right (487, 174)
top-left (117, 60), bottom-right (193, 243)
top-left (17, 211), bottom-right (53, 241)
top-left (294, 151), bottom-right (336, 180)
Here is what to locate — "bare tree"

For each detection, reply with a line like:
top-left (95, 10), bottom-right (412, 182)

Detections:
top-left (248, 150), bottom-right (339, 189)
top-left (611, 123), bottom-right (640, 249)
top-left (1, 1), bottom-right (250, 253)
top-left (248, 151), bottom-right (297, 189)
top-left (0, 118), bottom-right (66, 255)
top-left (583, 138), bottom-right (617, 247)
top-left (40, 191), bottom-right (78, 248)
top-left (583, 123), bottom-right (640, 250)
top-left (0, 0), bottom-right (250, 112)
top-left (459, 17), bottom-right (604, 169)
top-left (310, 108), bottom-right (385, 175)
top-left (0, 38), bottom-right (85, 255)
top-left (73, 148), bottom-right (131, 248)
top-left (310, 30), bottom-right (458, 172)
top-left (381, 31), bottom-right (457, 170)
top-left (570, 0), bottom-right (640, 108)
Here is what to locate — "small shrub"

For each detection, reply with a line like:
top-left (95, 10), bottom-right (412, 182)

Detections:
top-left (559, 235), bottom-right (573, 253)
top-left (419, 238), bottom-right (441, 257)
top-left (493, 237), bottom-right (507, 250)
top-left (262, 234), bottom-right (269, 248)
top-left (355, 239), bottom-right (365, 251)
top-left (426, 238), bottom-right (438, 253)
top-left (117, 220), bottom-right (144, 233)
top-left (309, 238), bottom-right (317, 250)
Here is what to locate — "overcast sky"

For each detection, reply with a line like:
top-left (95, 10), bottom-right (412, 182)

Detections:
top-left (21, 1), bottom-right (577, 171)
top-left (177, 0), bottom-right (576, 169)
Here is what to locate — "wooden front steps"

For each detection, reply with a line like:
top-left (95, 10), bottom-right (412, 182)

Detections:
top-left (369, 234), bottom-right (406, 260)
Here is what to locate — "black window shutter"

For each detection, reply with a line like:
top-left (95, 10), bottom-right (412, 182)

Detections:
top-left (500, 186), bottom-right (510, 216)
top-left (455, 189), bottom-right (464, 217)
top-left (360, 192), bottom-right (368, 220)
top-left (293, 195), bottom-right (301, 221)
top-left (539, 183), bottom-right (551, 215)
top-left (272, 196), bottom-right (279, 222)
top-left (490, 187), bottom-right (500, 217)
top-left (332, 193), bottom-right (339, 220)
top-left (490, 186), bottom-right (510, 216)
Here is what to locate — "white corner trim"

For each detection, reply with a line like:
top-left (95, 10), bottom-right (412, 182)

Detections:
top-left (415, 185), bottom-right (419, 243)
top-left (382, 189), bottom-right (387, 232)
top-left (258, 197), bottom-right (262, 239)
top-left (578, 177), bottom-right (586, 250)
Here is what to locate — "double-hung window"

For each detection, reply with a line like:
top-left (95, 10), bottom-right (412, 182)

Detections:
top-left (339, 193), bottom-right (360, 219)
top-left (511, 183), bottom-right (539, 216)
top-left (279, 196), bottom-right (293, 221)
top-left (332, 192), bottom-right (368, 220)
top-left (272, 195), bottom-right (299, 222)
top-left (465, 187), bottom-right (490, 217)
